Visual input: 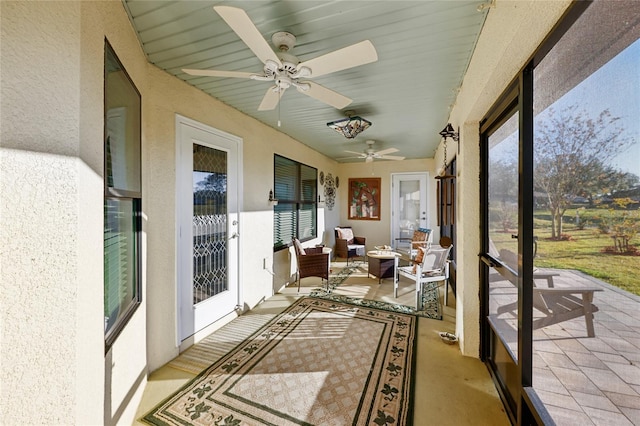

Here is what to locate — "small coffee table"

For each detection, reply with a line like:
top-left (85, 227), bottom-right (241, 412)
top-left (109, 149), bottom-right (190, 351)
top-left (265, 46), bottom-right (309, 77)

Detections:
top-left (367, 250), bottom-right (401, 297)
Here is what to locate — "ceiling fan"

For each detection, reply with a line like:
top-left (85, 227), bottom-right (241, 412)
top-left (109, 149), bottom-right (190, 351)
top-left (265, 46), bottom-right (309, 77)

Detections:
top-left (341, 140), bottom-right (405, 163)
top-left (182, 6), bottom-right (378, 111)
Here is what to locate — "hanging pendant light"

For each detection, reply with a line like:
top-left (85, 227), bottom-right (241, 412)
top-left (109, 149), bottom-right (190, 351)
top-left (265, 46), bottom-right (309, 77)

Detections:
top-left (327, 111), bottom-right (372, 139)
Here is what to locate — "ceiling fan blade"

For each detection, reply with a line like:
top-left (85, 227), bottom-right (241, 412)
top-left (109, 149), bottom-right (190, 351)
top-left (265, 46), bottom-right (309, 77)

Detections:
top-left (214, 6), bottom-right (281, 66)
top-left (297, 40), bottom-right (378, 78)
top-left (298, 81), bottom-right (352, 109)
top-left (182, 68), bottom-right (256, 79)
top-left (379, 155), bottom-right (405, 161)
top-left (257, 87), bottom-right (284, 111)
top-left (344, 150), bottom-right (366, 156)
top-left (374, 147), bottom-right (399, 156)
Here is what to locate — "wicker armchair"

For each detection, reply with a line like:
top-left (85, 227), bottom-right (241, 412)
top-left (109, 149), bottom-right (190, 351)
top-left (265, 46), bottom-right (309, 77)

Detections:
top-left (292, 238), bottom-right (330, 292)
top-left (334, 226), bottom-right (366, 264)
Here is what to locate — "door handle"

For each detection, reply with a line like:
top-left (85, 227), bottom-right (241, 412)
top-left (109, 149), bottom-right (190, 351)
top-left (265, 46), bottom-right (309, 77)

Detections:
top-left (230, 232), bottom-right (239, 239)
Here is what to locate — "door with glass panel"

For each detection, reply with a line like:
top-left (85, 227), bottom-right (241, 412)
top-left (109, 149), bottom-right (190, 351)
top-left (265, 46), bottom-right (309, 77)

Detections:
top-left (391, 173), bottom-right (429, 249)
top-left (177, 118), bottom-right (240, 341)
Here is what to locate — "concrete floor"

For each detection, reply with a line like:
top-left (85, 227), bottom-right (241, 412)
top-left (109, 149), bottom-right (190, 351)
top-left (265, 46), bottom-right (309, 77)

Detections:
top-left (134, 262), bottom-right (510, 425)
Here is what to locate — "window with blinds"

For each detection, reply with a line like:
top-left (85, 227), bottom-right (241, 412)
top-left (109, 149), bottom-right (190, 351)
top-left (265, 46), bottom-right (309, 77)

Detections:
top-left (273, 155), bottom-right (317, 251)
top-left (104, 40), bottom-right (142, 350)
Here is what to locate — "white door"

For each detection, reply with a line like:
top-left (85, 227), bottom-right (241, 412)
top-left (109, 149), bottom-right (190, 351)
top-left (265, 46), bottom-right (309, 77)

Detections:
top-left (391, 173), bottom-right (429, 249)
top-left (177, 117), bottom-right (240, 341)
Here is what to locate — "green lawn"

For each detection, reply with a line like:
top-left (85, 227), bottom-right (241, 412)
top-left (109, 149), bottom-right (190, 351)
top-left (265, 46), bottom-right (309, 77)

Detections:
top-left (534, 228), bottom-right (640, 296)
top-left (490, 207), bottom-right (640, 296)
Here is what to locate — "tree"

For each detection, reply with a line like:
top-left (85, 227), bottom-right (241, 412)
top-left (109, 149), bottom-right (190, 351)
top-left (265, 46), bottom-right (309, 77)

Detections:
top-left (194, 172), bottom-right (227, 213)
top-left (196, 172), bottom-right (227, 193)
top-left (489, 157), bottom-right (518, 231)
top-left (578, 164), bottom-right (640, 206)
top-left (534, 105), bottom-right (633, 238)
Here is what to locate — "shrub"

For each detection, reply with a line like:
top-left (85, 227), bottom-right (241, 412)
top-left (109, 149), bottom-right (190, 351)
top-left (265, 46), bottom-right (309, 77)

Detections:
top-left (576, 219), bottom-right (590, 230)
top-left (601, 244), bottom-right (640, 256)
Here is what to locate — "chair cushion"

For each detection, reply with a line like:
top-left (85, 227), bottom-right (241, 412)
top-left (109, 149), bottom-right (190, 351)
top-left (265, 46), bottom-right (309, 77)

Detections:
top-left (413, 246), bottom-right (426, 274)
top-left (337, 227), bottom-right (355, 244)
top-left (293, 238), bottom-right (306, 256)
top-left (414, 229), bottom-right (430, 247)
top-left (348, 244), bottom-right (366, 257)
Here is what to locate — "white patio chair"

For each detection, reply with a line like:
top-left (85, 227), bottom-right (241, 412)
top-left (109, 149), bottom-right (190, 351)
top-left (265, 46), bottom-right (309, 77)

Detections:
top-left (398, 244), bottom-right (453, 310)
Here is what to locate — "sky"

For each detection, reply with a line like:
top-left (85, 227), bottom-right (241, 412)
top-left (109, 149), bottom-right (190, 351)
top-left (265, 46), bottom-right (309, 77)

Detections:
top-left (540, 38), bottom-right (640, 175)
top-left (490, 38), bottom-right (640, 178)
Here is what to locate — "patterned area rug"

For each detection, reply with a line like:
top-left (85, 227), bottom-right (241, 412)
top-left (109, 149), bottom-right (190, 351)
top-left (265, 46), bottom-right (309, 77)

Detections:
top-left (143, 297), bottom-right (416, 426)
top-left (310, 264), bottom-right (442, 320)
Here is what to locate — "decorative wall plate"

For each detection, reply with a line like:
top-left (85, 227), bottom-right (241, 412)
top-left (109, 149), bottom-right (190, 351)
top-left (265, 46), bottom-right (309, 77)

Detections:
top-left (336, 176), bottom-right (340, 188)
top-left (324, 173), bottom-right (336, 211)
top-left (319, 171), bottom-right (325, 185)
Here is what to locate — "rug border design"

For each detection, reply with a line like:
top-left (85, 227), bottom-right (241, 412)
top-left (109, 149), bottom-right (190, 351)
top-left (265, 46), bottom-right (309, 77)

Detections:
top-left (142, 296), bottom-right (417, 426)
top-left (311, 264), bottom-right (442, 320)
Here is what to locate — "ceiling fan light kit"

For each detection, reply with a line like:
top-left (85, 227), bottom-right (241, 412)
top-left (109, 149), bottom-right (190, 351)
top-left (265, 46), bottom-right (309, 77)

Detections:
top-left (326, 115), bottom-right (372, 139)
top-left (182, 6), bottom-right (378, 113)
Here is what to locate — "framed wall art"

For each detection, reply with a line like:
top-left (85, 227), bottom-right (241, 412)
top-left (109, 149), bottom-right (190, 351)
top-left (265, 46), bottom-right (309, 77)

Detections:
top-left (348, 178), bottom-right (381, 220)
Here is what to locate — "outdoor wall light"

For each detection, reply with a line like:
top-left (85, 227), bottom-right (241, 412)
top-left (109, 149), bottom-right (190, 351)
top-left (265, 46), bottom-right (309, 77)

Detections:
top-left (268, 190), bottom-right (278, 205)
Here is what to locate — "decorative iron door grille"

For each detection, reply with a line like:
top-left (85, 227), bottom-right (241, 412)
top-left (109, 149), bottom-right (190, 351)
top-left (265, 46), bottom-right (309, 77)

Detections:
top-left (192, 144), bottom-right (228, 304)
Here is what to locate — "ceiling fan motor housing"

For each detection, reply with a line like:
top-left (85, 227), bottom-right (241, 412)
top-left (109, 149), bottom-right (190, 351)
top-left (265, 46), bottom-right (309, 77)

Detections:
top-left (272, 32), bottom-right (296, 52)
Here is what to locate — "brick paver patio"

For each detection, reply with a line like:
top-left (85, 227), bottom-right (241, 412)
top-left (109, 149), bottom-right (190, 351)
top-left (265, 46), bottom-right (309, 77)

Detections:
top-left (490, 270), bottom-right (640, 425)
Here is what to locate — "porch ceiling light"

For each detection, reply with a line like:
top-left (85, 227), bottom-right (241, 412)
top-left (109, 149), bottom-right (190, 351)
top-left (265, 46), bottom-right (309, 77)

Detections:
top-left (327, 112), bottom-right (372, 139)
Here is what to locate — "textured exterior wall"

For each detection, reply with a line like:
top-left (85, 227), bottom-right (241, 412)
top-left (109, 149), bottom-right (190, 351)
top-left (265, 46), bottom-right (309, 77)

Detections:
top-left (2, 1), bottom-right (148, 424)
top-left (0, 2), bottom-right (101, 424)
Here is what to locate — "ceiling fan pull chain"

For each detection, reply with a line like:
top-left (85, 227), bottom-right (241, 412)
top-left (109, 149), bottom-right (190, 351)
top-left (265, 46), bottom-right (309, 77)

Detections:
top-left (277, 89), bottom-right (281, 127)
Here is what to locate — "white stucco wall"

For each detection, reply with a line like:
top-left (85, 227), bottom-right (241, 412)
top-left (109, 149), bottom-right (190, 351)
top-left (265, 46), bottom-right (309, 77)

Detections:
top-left (0, 2), bottom-right (104, 425)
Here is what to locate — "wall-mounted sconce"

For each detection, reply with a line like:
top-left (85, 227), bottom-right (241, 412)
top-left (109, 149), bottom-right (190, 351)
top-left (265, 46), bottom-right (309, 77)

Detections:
top-left (268, 190), bottom-right (278, 205)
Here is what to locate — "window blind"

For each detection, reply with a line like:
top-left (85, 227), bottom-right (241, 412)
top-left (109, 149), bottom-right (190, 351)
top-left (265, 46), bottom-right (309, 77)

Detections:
top-left (273, 155), bottom-right (317, 250)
